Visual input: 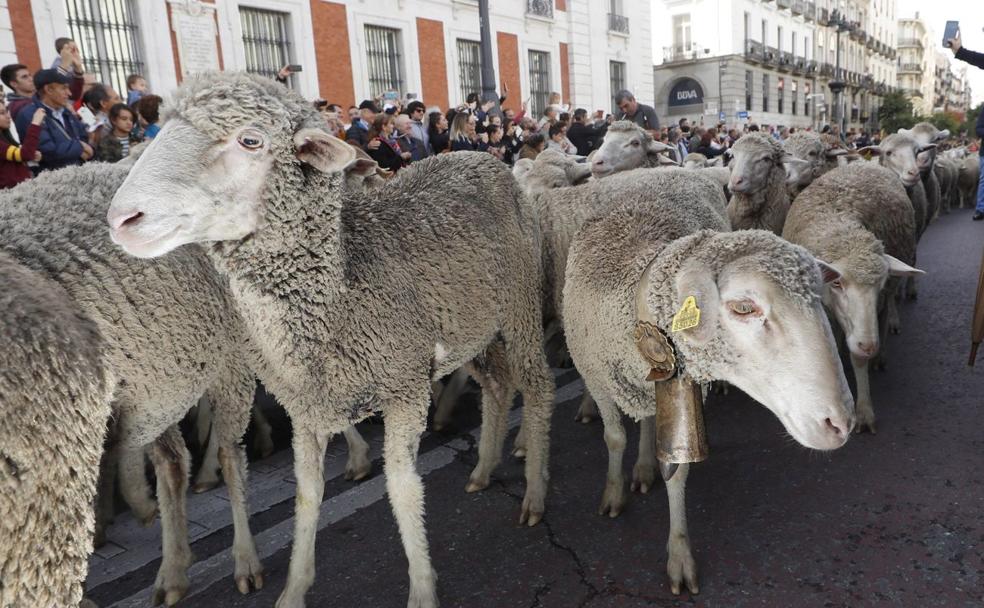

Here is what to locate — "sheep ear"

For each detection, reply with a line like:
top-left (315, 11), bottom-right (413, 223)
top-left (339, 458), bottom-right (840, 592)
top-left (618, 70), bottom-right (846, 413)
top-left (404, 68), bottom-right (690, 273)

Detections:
top-left (344, 146), bottom-right (380, 177)
top-left (917, 143), bottom-right (937, 155)
top-left (856, 145), bottom-right (881, 157)
top-left (567, 162), bottom-right (593, 184)
top-left (884, 254), bottom-right (925, 277)
top-left (825, 148), bottom-right (848, 159)
top-left (815, 259), bottom-right (841, 283)
top-left (294, 128), bottom-right (355, 173)
top-left (783, 158), bottom-right (810, 185)
top-left (935, 129), bottom-right (950, 142)
top-left (897, 128), bottom-right (912, 136)
top-left (647, 140), bottom-right (672, 157)
top-left (512, 158), bottom-right (534, 181)
top-left (657, 153), bottom-right (679, 166)
top-left (673, 263), bottom-right (720, 345)
top-left (708, 156), bottom-right (723, 167)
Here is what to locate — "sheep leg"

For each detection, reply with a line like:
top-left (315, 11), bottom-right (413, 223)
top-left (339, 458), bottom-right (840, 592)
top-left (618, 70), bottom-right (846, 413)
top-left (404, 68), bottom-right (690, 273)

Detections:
top-left (851, 354), bottom-right (876, 434)
top-left (511, 421), bottom-right (527, 459)
top-left (93, 440), bottom-right (119, 548)
top-left (118, 444), bottom-right (157, 525)
top-left (192, 422), bottom-right (221, 493)
top-left (432, 367), bottom-right (469, 431)
top-left (342, 425), bottom-right (371, 481)
top-left (904, 259), bottom-right (918, 300)
top-left (149, 426), bottom-right (192, 607)
top-left (464, 346), bottom-right (513, 493)
top-left (664, 462), bottom-right (698, 595)
top-left (251, 405), bottom-right (275, 459)
top-left (383, 402), bottom-right (438, 608)
top-left (596, 395), bottom-right (627, 518)
top-left (574, 391), bottom-right (599, 423)
top-left (885, 278), bottom-right (902, 337)
top-left (276, 428), bottom-right (330, 608)
top-left (631, 416), bottom-right (658, 494)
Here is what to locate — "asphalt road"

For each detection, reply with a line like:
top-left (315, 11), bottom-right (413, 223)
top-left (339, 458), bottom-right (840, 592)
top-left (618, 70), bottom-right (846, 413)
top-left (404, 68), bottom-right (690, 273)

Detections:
top-left (88, 207), bottom-right (984, 608)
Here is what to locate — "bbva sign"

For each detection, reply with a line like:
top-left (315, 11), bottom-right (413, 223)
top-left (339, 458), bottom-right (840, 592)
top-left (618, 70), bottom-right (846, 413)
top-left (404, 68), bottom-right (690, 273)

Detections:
top-left (668, 78), bottom-right (704, 107)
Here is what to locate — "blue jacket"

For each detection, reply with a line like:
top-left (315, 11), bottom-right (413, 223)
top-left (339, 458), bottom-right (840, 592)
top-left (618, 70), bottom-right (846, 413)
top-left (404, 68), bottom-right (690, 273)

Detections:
top-left (955, 48), bottom-right (984, 156)
top-left (14, 98), bottom-right (89, 172)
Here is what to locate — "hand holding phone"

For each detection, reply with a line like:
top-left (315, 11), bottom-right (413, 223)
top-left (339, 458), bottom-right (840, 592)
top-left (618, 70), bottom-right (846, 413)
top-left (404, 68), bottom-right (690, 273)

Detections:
top-left (286, 64), bottom-right (303, 73)
top-left (943, 21), bottom-right (960, 50)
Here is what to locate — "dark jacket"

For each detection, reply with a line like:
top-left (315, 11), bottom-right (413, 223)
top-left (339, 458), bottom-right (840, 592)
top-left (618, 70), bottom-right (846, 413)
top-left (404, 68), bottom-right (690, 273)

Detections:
top-left (567, 121), bottom-right (608, 156)
top-left (955, 48), bottom-right (984, 155)
top-left (396, 134), bottom-right (428, 162)
top-left (346, 121), bottom-right (369, 148)
top-left (93, 125), bottom-right (141, 163)
top-left (429, 130), bottom-right (450, 154)
top-left (367, 137), bottom-right (404, 172)
top-left (0, 124), bottom-right (40, 188)
top-left (14, 99), bottom-right (88, 173)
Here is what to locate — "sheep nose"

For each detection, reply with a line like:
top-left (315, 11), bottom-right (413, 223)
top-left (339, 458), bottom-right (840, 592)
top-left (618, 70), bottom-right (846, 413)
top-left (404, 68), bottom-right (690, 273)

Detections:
top-left (825, 416), bottom-right (849, 437)
top-left (856, 341), bottom-right (878, 357)
top-left (110, 210), bottom-right (144, 231)
top-left (592, 159), bottom-right (605, 167)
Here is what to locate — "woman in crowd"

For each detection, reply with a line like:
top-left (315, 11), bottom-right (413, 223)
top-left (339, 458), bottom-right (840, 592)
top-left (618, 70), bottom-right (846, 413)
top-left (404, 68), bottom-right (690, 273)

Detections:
top-left (134, 94), bottom-right (162, 140)
top-left (518, 132), bottom-right (545, 161)
top-left (428, 111), bottom-right (450, 155)
top-left (366, 113), bottom-right (408, 172)
top-left (546, 123), bottom-right (576, 155)
top-left (0, 102), bottom-right (42, 188)
top-left (450, 111), bottom-right (486, 152)
top-left (94, 103), bottom-right (141, 163)
top-left (694, 127), bottom-right (727, 159)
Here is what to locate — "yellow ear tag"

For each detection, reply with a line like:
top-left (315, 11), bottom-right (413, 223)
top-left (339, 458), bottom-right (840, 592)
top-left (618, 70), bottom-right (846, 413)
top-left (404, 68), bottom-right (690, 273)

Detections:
top-left (671, 296), bottom-right (701, 333)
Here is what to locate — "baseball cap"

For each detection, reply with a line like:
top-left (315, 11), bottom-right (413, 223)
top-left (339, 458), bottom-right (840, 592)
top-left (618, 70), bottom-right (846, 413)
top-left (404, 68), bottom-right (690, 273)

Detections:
top-left (358, 99), bottom-right (380, 113)
top-left (33, 68), bottom-right (72, 90)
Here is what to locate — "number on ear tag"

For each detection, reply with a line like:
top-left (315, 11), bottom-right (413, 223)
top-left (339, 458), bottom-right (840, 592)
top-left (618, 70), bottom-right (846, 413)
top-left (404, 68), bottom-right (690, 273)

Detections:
top-left (671, 296), bottom-right (701, 333)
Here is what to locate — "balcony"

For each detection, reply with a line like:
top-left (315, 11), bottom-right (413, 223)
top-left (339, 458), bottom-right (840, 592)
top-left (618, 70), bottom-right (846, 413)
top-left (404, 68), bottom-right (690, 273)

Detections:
top-left (904, 88), bottom-right (923, 98)
top-left (862, 75), bottom-right (875, 90)
top-left (805, 59), bottom-right (818, 74)
top-left (898, 37), bottom-right (923, 48)
top-left (819, 62), bottom-right (835, 77)
top-left (608, 13), bottom-right (629, 35)
top-left (764, 46), bottom-right (780, 66)
top-left (777, 0), bottom-right (792, 9)
top-left (777, 50), bottom-right (794, 71)
top-left (792, 56), bottom-right (806, 74)
top-left (818, 8), bottom-right (829, 25)
top-left (525, 0), bottom-right (553, 19)
top-left (899, 62), bottom-right (921, 74)
top-left (792, 0), bottom-right (805, 15)
top-left (745, 39), bottom-right (765, 63)
top-left (663, 44), bottom-right (712, 63)
top-left (804, 2), bottom-right (817, 22)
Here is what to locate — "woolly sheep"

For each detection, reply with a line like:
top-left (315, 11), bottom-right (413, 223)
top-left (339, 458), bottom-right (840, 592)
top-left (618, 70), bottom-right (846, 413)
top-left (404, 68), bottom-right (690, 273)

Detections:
top-left (563, 171), bottom-right (854, 595)
top-left (904, 123), bottom-right (948, 222)
top-left (726, 132), bottom-right (790, 234)
top-left (589, 120), bottom-right (676, 177)
top-left (0, 163), bottom-right (273, 605)
top-left (107, 72), bottom-right (556, 608)
top-left (781, 131), bottom-right (849, 197)
top-left (0, 252), bottom-right (113, 608)
top-left (783, 162), bottom-right (923, 432)
top-left (958, 154), bottom-right (980, 209)
top-left (933, 155), bottom-right (961, 214)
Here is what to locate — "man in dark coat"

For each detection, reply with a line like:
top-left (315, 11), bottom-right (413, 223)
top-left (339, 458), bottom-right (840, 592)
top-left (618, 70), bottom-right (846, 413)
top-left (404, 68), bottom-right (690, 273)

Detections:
top-left (566, 108), bottom-right (610, 156)
top-left (14, 69), bottom-right (91, 174)
top-left (948, 35), bottom-right (984, 220)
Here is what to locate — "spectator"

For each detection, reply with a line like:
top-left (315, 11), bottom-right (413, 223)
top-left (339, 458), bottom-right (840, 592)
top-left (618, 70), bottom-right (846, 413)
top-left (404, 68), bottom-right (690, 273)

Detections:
top-left (567, 108), bottom-right (608, 156)
top-left (406, 100), bottom-right (430, 151)
top-left (538, 105), bottom-right (559, 133)
top-left (947, 34), bottom-right (984, 220)
top-left (428, 111), bottom-right (450, 155)
top-left (668, 127), bottom-right (687, 163)
top-left (450, 111), bottom-right (484, 152)
top-left (346, 99), bottom-right (377, 148)
top-left (688, 126), bottom-right (705, 152)
top-left (615, 89), bottom-right (659, 133)
top-left (0, 102), bottom-right (42, 188)
top-left (14, 69), bottom-right (91, 172)
top-left (694, 129), bottom-right (726, 159)
top-left (134, 94), bottom-right (162, 139)
top-left (485, 124), bottom-right (508, 162)
top-left (94, 103), bottom-right (139, 163)
top-left (394, 113), bottom-right (428, 162)
top-left (1, 64), bottom-right (36, 124)
top-left (82, 83), bottom-right (121, 138)
top-left (365, 113), bottom-right (407, 172)
top-left (546, 123), bottom-right (576, 155)
top-left (346, 106), bottom-right (359, 129)
top-left (517, 132), bottom-right (545, 161)
top-left (126, 73), bottom-right (148, 106)
top-left (678, 117), bottom-right (691, 136)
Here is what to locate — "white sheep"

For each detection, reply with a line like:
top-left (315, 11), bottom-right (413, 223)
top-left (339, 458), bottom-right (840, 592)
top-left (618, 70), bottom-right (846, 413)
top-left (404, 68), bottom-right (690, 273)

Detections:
top-left (783, 162), bottom-right (923, 432)
top-left (563, 170), bottom-right (855, 596)
top-left (903, 123), bottom-right (948, 222)
top-left (0, 251), bottom-right (114, 608)
top-left (781, 130), bottom-right (849, 197)
top-left (726, 132), bottom-right (791, 234)
top-left (107, 73), bottom-right (556, 608)
top-left (589, 120), bottom-right (676, 178)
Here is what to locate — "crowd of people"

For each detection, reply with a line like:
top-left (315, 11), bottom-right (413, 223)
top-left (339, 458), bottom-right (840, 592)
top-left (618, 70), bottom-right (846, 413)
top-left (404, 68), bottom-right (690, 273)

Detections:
top-left (0, 37), bottom-right (162, 188)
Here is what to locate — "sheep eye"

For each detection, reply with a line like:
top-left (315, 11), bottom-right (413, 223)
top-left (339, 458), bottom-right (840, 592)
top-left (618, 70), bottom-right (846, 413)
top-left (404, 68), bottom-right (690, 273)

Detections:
top-left (630, 140), bottom-right (640, 147)
top-left (885, 151), bottom-right (892, 157)
top-left (728, 300), bottom-right (759, 316)
top-left (809, 151), bottom-right (818, 157)
top-left (238, 132), bottom-right (265, 150)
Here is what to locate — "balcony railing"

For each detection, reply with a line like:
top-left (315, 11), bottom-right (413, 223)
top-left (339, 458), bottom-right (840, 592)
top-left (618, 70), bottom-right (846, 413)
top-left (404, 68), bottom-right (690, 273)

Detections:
top-left (818, 8), bottom-right (829, 25)
top-left (819, 62), bottom-right (835, 77)
top-left (663, 45), bottom-right (711, 63)
top-left (903, 88), bottom-right (923, 98)
top-left (745, 39), bottom-right (765, 62)
top-left (526, 0), bottom-right (553, 19)
top-left (792, 56), bottom-right (806, 73)
top-left (899, 62), bottom-right (921, 73)
top-left (898, 37), bottom-right (922, 48)
top-left (764, 46), bottom-right (780, 66)
top-left (608, 13), bottom-right (629, 35)
top-left (805, 59), bottom-right (818, 74)
top-left (777, 50), bottom-right (794, 71)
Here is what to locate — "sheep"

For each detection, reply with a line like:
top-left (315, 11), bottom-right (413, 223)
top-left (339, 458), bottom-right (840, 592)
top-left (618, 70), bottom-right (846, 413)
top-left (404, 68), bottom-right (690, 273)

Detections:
top-left (725, 132), bottom-right (790, 234)
top-left (0, 163), bottom-right (270, 605)
top-left (0, 251), bottom-right (114, 608)
top-left (781, 131), bottom-right (849, 197)
top-left (563, 172), bottom-right (855, 595)
top-left (107, 72), bottom-right (556, 608)
top-left (903, 123), bottom-right (948, 222)
top-left (589, 120), bottom-right (676, 177)
top-left (933, 155), bottom-right (960, 214)
top-left (782, 162), bottom-right (923, 432)
top-left (958, 154), bottom-right (980, 209)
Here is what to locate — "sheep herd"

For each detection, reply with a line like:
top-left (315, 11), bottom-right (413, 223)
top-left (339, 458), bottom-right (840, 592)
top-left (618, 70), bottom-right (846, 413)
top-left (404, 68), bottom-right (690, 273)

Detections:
top-left (0, 72), bottom-right (973, 608)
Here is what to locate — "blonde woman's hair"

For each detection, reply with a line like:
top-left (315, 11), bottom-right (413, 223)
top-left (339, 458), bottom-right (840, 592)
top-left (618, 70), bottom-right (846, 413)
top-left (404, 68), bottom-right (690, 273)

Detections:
top-left (449, 111), bottom-right (472, 142)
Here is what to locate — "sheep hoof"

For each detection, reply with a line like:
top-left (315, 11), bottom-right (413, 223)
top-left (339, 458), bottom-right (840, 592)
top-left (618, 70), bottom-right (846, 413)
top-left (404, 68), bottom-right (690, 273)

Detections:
top-left (667, 544), bottom-right (699, 596)
top-left (192, 479), bottom-right (220, 494)
top-left (598, 481), bottom-right (626, 518)
top-left (135, 504), bottom-right (159, 527)
top-left (80, 599), bottom-right (99, 608)
top-left (344, 459), bottom-right (371, 482)
top-left (511, 446), bottom-right (527, 459)
top-left (151, 584), bottom-right (187, 607)
top-left (520, 505), bottom-right (543, 527)
top-left (235, 571), bottom-right (264, 594)
top-left (631, 462), bottom-right (656, 494)
top-left (853, 419), bottom-right (877, 435)
top-left (431, 420), bottom-right (447, 432)
top-left (465, 477), bottom-right (489, 493)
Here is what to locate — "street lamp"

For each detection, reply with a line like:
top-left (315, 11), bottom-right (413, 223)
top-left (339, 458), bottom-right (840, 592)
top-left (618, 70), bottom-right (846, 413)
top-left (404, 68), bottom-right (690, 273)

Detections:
top-left (478, 0), bottom-right (503, 119)
top-left (827, 9), bottom-right (852, 134)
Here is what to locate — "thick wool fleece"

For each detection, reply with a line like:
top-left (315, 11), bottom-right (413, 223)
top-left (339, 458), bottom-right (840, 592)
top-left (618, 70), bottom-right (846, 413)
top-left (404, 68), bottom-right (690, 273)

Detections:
top-left (783, 131), bottom-right (836, 197)
top-left (529, 168), bottom-right (728, 325)
top-left (727, 133), bottom-right (790, 234)
top-left (0, 253), bottom-right (113, 608)
top-left (783, 162), bottom-right (917, 276)
top-left (567, 209), bottom-right (820, 421)
top-left (906, 180), bottom-right (929, 240)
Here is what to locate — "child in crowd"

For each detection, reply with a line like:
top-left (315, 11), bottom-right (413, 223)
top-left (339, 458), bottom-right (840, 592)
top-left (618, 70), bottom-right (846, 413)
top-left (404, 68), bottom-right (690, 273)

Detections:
top-left (126, 73), bottom-right (148, 106)
top-left (134, 95), bottom-right (162, 140)
top-left (0, 102), bottom-right (43, 188)
top-left (95, 103), bottom-right (140, 163)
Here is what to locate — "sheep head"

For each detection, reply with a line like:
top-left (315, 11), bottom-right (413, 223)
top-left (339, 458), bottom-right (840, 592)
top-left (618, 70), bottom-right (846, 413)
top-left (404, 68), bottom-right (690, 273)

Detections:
top-left (515, 148), bottom-right (592, 195)
top-left (782, 131), bottom-right (846, 189)
top-left (857, 133), bottom-right (930, 188)
top-left (654, 229), bottom-right (855, 449)
top-left (727, 132), bottom-right (787, 194)
top-left (591, 120), bottom-right (673, 178)
top-left (107, 72), bottom-right (349, 258)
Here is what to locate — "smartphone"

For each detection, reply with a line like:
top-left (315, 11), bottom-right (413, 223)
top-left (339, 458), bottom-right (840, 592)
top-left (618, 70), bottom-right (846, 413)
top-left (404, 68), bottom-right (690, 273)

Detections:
top-left (405, 92), bottom-right (418, 100)
top-left (943, 21), bottom-right (959, 47)
top-left (286, 64), bottom-right (303, 73)
top-left (383, 91), bottom-right (399, 101)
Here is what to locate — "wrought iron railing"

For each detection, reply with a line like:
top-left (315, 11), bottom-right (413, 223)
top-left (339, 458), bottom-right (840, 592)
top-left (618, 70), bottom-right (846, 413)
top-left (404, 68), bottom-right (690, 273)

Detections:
top-left (526, 0), bottom-right (553, 19)
top-left (241, 7), bottom-right (293, 84)
top-left (744, 39), bottom-right (765, 62)
top-left (898, 63), bottom-right (921, 73)
top-left (898, 37), bottom-right (922, 48)
top-left (608, 13), bottom-right (629, 34)
top-left (65, 0), bottom-right (144, 97)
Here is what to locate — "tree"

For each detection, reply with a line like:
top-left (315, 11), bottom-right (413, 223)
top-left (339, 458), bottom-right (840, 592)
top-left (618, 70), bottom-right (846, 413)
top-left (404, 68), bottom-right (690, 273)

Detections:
top-left (929, 112), bottom-right (960, 135)
top-left (878, 91), bottom-right (919, 134)
top-left (961, 103), bottom-right (983, 137)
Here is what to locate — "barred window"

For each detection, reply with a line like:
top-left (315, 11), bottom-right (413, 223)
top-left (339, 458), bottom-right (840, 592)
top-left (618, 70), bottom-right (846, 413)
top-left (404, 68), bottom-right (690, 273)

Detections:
top-left (745, 70), bottom-right (753, 111)
top-left (528, 50), bottom-right (551, 118)
top-left (609, 61), bottom-right (626, 114)
top-left (791, 80), bottom-right (798, 116)
top-left (457, 39), bottom-right (481, 106)
top-left (777, 77), bottom-right (784, 114)
top-left (365, 25), bottom-right (404, 97)
top-left (762, 73), bottom-right (769, 113)
top-left (64, 0), bottom-right (144, 97)
top-left (240, 8), bottom-right (292, 85)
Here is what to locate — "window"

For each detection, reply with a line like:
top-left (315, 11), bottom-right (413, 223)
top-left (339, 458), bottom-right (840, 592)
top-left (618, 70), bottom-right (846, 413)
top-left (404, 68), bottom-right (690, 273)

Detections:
top-left (791, 80), bottom-right (798, 115)
top-left (745, 70), bottom-right (753, 110)
top-left (672, 14), bottom-right (692, 52)
top-left (762, 73), bottom-right (769, 112)
top-left (240, 8), bottom-right (292, 84)
top-left (778, 77), bottom-right (784, 114)
top-left (65, 0), bottom-right (144, 96)
top-left (456, 39), bottom-right (481, 105)
top-left (528, 50), bottom-right (551, 118)
top-left (365, 25), bottom-right (404, 96)
top-left (805, 83), bottom-right (811, 116)
top-left (610, 61), bottom-right (626, 114)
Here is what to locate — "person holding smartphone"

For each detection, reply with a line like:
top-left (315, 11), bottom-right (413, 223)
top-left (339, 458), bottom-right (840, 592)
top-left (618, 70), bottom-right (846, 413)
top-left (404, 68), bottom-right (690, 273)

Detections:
top-left (947, 33), bottom-right (984, 220)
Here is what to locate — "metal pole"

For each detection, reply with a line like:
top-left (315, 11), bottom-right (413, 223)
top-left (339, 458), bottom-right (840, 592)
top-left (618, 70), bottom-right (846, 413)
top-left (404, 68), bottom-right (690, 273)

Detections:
top-left (478, 0), bottom-right (503, 118)
top-left (834, 29), bottom-right (841, 131)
